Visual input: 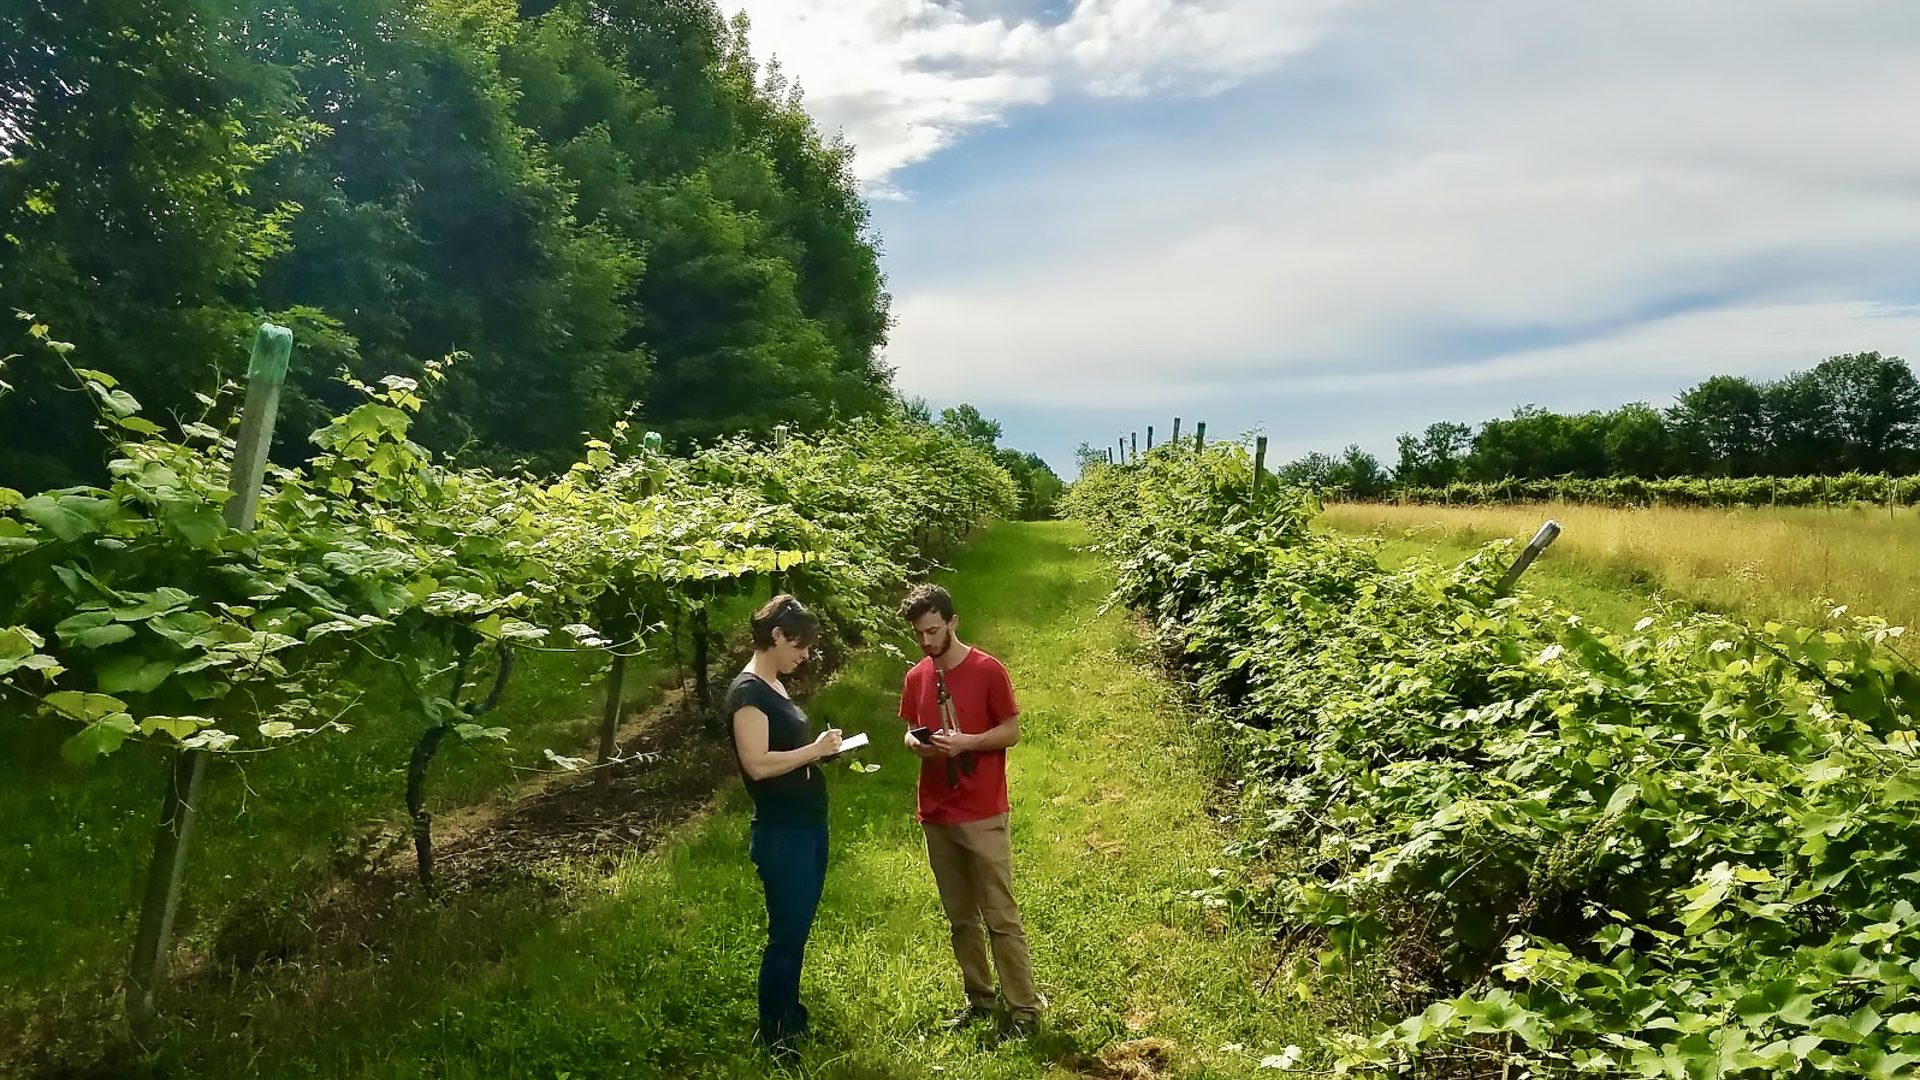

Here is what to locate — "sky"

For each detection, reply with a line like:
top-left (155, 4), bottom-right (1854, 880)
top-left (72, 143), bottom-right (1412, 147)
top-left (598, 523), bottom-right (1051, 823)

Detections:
top-left (724, 0), bottom-right (1920, 477)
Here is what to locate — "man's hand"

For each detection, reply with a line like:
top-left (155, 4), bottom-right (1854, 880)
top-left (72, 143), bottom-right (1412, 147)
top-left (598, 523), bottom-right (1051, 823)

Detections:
top-left (904, 728), bottom-right (940, 760)
top-left (930, 730), bottom-right (973, 758)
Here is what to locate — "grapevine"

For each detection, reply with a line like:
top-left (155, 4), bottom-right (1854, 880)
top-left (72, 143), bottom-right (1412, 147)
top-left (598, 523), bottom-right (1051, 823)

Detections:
top-left (1072, 446), bottom-right (1920, 1078)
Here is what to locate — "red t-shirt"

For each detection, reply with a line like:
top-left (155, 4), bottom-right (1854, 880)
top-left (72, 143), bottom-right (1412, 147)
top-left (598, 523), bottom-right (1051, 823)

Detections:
top-left (897, 647), bottom-right (1019, 825)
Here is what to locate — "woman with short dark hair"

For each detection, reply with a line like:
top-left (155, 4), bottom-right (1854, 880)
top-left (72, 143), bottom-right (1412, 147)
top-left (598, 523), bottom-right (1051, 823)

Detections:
top-left (726, 594), bottom-right (841, 1061)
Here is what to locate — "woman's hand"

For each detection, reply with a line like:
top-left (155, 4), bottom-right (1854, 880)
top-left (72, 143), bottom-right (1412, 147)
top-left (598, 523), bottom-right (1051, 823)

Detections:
top-left (811, 728), bottom-right (844, 760)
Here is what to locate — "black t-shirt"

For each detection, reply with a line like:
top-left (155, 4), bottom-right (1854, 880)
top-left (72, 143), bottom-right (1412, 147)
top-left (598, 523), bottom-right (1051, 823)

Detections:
top-left (725, 671), bottom-right (827, 828)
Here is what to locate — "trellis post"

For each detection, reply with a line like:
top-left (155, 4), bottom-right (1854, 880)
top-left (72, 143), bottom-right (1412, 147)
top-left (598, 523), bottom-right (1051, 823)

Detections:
top-left (1496, 520), bottom-right (1563, 595)
top-left (1252, 436), bottom-right (1268, 511)
top-left (128, 322), bottom-right (292, 1038)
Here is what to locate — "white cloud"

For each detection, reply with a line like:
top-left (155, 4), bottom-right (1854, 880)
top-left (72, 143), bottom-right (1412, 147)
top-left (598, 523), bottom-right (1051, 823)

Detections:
top-left (878, 1), bottom-right (1920, 403)
top-left (726, 0), bottom-right (1341, 182)
top-left (726, 0), bottom-right (1920, 474)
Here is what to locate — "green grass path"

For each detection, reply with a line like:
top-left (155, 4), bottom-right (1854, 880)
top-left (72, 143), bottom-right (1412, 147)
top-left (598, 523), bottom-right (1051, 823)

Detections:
top-left (151, 520), bottom-right (1312, 1079)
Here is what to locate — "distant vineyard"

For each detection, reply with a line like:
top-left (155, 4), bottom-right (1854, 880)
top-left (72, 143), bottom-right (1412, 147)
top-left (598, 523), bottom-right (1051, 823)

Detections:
top-left (1386, 471), bottom-right (1920, 509)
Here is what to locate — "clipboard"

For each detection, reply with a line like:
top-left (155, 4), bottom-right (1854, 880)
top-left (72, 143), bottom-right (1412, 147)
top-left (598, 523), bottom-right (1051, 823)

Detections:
top-left (824, 731), bottom-right (870, 758)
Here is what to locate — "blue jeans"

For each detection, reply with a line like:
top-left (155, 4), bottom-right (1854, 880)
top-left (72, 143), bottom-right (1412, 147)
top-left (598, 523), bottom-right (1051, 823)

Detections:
top-left (749, 822), bottom-right (828, 1047)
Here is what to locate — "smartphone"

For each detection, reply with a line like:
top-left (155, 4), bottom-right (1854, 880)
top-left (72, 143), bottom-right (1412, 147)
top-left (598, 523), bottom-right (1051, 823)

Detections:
top-left (910, 727), bottom-right (934, 743)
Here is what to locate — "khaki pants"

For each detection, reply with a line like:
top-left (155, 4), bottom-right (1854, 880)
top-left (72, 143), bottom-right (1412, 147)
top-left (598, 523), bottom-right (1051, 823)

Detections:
top-left (922, 813), bottom-right (1039, 1020)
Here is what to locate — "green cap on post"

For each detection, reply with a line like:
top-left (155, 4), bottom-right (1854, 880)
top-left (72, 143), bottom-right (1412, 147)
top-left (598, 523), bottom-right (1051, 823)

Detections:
top-left (248, 323), bottom-right (294, 386)
top-left (643, 431), bottom-right (663, 453)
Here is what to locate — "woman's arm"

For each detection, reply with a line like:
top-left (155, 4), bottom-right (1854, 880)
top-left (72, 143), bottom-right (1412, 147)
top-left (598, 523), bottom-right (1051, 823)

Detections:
top-left (733, 705), bottom-right (843, 781)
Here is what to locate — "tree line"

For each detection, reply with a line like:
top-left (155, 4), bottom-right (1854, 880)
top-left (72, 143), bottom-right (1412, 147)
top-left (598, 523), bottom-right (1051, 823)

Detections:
top-left (908, 400), bottom-right (1064, 520)
top-left (0, 0), bottom-right (896, 488)
top-left (1278, 351), bottom-right (1920, 495)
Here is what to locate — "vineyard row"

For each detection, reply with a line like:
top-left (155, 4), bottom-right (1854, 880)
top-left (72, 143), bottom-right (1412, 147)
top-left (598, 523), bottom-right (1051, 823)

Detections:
top-left (1069, 450), bottom-right (1920, 1077)
top-left (0, 325), bottom-right (1016, 1024)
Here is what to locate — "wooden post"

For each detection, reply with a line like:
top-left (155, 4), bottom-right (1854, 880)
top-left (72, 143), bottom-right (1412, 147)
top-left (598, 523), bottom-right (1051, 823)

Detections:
top-left (1117, 438), bottom-right (1125, 465)
top-left (1252, 436), bottom-right (1268, 511)
top-left (127, 322), bottom-right (292, 1038)
top-left (1172, 418), bottom-right (1182, 446)
top-left (1497, 520), bottom-right (1563, 595)
top-left (1195, 422), bottom-right (1207, 451)
top-left (1147, 426), bottom-right (1154, 450)
top-left (1130, 432), bottom-right (1138, 462)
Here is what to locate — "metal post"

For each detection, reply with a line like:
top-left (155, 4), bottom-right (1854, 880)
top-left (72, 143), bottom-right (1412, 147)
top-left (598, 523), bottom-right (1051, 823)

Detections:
top-left (1496, 520), bottom-right (1562, 595)
top-left (1172, 418), bottom-right (1182, 446)
top-left (1252, 436), bottom-right (1268, 512)
top-left (127, 322), bottom-right (291, 1037)
top-left (1195, 422), bottom-right (1207, 451)
top-left (1130, 432), bottom-right (1138, 462)
top-left (1147, 426), bottom-right (1154, 450)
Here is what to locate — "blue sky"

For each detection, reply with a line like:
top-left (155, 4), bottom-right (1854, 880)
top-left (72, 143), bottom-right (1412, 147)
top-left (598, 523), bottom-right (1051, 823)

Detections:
top-left (730, 0), bottom-right (1920, 476)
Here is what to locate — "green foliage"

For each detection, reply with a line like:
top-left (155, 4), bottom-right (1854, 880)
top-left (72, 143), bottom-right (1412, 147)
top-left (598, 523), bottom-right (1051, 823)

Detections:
top-left (1071, 448), bottom-right (1920, 1077)
top-left (0, 327), bottom-right (1012, 774)
top-left (1395, 421), bottom-right (1474, 488)
top-left (1395, 471), bottom-right (1920, 508)
top-left (1278, 444), bottom-right (1391, 499)
top-left (938, 403), bottom-right (1003, 449)
top-left (995, 449), bottom-right (1065, 520)
top-left (0, 0), bottom-right (893, 485)
top-left (1303, 351), bottom-right (1920, 498)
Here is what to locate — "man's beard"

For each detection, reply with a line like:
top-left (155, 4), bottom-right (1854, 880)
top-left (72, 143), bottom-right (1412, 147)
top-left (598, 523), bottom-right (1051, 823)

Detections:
top-left (923, 633), bottom-right (953, 659)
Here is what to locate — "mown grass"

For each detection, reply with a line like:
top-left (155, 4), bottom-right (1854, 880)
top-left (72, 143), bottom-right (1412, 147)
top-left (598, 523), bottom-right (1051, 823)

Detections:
top-left (1320, 500), bottom-right (1920, 630)
top-left (38, 521), bottom-right (1323, 1079)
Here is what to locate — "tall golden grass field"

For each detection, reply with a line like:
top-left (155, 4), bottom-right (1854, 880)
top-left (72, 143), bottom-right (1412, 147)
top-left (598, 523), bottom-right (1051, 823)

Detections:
top-left (1320, 501), bottom-right (1920, 631)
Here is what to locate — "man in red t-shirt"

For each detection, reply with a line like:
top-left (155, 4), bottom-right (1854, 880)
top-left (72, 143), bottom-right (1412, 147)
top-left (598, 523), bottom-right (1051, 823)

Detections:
top-left (897, 583), bottom-right (1040, 1036)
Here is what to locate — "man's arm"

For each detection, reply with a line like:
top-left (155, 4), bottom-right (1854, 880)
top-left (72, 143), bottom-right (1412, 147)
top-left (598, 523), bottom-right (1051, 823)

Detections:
top-left (933, 659), bottom-right (1021, 756)
top-left (899, 671), bottom-right (941, 760)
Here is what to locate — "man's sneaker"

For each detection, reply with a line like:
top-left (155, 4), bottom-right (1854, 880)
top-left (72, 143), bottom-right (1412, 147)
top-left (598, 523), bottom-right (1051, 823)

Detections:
top-left (942, 1001), bottom-right (993, 1031)
top-left (1005, 1014), bottom-right (1039, 1041)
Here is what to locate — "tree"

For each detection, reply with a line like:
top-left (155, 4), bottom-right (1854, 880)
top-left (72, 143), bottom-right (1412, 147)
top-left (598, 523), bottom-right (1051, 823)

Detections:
top-left (1329, 444), bottom-right (1392, 498)
top-left (1073, 442), bottom-right (1108, 475)
top-left (1810, 352), bottom-right (1920, 472)
top-left (897, 394), bottom-right (934, 425)
top-left (996, 448), bottom-right (1063, 519)
top-left (1395, 421), bottom-right (1473, 487)
top-left (1602, 403), bottom-right (1677, 478)
top-left (1760, 370), bottom-right (1834, 476)
top-left (938, 404), bottom-right (1002, 449)
top-left (0, 0), bottom-right (898, 484)
top-left (1278, 451), bottom-right (1337, 492)
top-left (0, 0), bottom-right (312, 487)
top-left (1667, 377), bottom-right (1768, 476)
